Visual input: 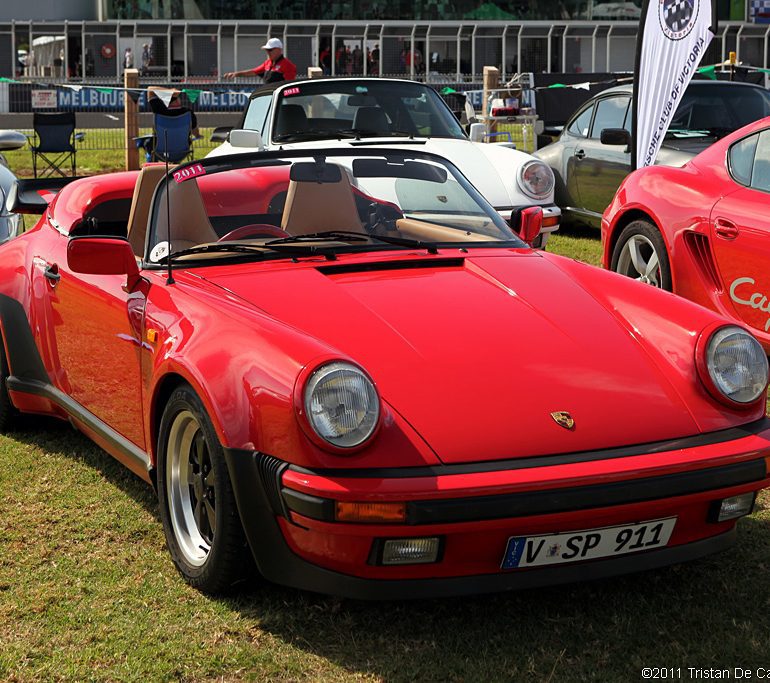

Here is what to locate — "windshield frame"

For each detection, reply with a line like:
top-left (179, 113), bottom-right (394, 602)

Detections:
top-left (264, 79), bottom-right (467, 145)
top-left (143, 147), bottom-right (525, 269)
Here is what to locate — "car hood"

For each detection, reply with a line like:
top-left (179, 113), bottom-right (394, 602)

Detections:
top-left (208, 137), bottom-right (548, 209)
top-left (198, 251), bottom-right (705, 464)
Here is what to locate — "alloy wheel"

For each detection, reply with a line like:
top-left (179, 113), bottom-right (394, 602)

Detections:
top-left (166, 409), bottom-right (217, 567)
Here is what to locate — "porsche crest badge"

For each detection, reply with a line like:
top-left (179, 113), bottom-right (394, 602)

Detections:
top-left (550, 411), bottom-right (575, 430)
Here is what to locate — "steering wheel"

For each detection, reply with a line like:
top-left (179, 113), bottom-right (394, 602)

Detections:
top-left (218, 224), bottom-right (289, 241)
top-left (366, 202), bottom-right (399, 235)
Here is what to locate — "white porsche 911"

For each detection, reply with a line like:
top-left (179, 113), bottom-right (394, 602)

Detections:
top-left (207, 78), bottom-right (560, 247)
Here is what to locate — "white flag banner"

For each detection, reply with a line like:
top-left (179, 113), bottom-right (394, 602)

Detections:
top-left (155, 88), bottom-right (175, 107)
top-left (633, 0), bottom-right (714, 169)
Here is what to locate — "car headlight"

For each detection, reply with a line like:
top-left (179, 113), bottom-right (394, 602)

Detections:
top-left (303, 361), bottom-right (380, 448)
top-left (516, 160), bottom-right (554, 200)
top-left (701, 326), bottom-right (768, 405)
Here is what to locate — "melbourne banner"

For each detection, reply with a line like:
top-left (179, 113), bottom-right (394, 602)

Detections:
top-left (633, 0), bottom-right (716, 169)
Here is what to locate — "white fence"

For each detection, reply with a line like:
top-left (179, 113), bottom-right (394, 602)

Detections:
top-left (1, 20), bottom-right (769, 84)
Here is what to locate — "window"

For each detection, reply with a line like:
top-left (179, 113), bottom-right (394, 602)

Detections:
top-left (623, 102), bottom-right (633, 133)
top-left (670, 85), bottom-right (770, 135)
top-left (750, 130), bottom-right (770, 192)
top-left (567, 105), bottom-right (593, 137)
top-left (728, 133), bottom-right (758, 187)
top-left (243, 95), bottom-right (271, 135)
top-left (269, 81), bottom-right (466, 141)
top-left (591, 96), bottom-right (630, 139)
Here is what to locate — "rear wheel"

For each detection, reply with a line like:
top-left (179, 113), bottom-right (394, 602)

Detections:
top-left (610, 219), bottom-right (672, 291)
top-left (157, 385), bottom-right (253, 593)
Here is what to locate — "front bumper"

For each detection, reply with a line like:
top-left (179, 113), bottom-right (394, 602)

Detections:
top-left (224, 419), bottom-right (770, 600)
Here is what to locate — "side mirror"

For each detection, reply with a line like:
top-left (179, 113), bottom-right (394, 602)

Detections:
top-left (210, 126), bottom-right (233, 143)
top-left (600, 128), bottom-right (631, 146)
top-left (469, 122), bottom-right (485, 143)
top-left (0, 130), bottom-right (27, 152)
top-left (67, 237), bottom-right (141, 289)
top-left (517, 206), bottom-right (543, 245)
top-left (229, 129), bottom-right (265, 151)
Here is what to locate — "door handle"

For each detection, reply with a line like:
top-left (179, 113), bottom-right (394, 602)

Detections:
top-left (714, 218), bottom-right (739, 240)
top-left (574, 149), bottom-right (586, 160)
top-left (44, 263), bottom-right (60, 284)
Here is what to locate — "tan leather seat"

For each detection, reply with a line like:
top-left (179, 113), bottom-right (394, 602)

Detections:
top-left (126, 163), bottom-right (167, 257)
top-left (280, 165), bottom-right (363, 236)
top-left (154, 175), bottom-right (219, 252)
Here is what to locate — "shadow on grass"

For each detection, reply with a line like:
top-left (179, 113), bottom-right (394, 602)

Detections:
top-left (555, 222), bottom-right (602, 240)
top-left (7, 415), bottom-right (159, 521)
top-left (11, 416), bottom-right (770, 679)
top-left (227, 517), bottom-right (770, 680)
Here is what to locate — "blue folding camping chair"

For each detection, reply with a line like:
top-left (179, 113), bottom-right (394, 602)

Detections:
top-left (136, 112), bottom-right (194, 164)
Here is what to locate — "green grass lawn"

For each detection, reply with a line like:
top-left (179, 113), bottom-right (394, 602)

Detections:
top-left (0, 155), bottom-right (769, 681)
top-left (3, 129), bottom-right (217, 177)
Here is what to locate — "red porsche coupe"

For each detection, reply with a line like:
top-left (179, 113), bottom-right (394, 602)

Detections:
top-left (1, 148), bottom-right (768, 598)
top-left (603, 115), bottom-right (770, 353)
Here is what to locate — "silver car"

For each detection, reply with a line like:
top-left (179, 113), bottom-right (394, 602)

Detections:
top-left (535, 80), bottom-right (770, 229)
top-left (0, 130), bottom-right (27, 241)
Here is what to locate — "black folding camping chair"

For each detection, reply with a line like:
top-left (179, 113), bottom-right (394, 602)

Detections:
top-left (30, 112), bottom-right (82, 178)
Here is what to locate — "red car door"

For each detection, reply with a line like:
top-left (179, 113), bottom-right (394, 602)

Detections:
top-left (32, 230), bottom-right (148, 450)
top-left (709, 129), bottom-right (770, 338)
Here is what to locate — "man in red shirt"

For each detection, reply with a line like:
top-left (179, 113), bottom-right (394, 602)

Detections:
top-left (224, 38), bottom-right (297, 83)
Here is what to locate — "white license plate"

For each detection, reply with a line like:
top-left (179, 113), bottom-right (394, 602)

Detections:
top-left (501, 517), bottom-right (677, 570)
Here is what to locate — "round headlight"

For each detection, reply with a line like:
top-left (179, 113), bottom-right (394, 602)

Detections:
top-left (303, 361), bottom-right (380, 448)
top-left (705, 326), bottom-right (768, 404)
top-left (517, 160), bottom-right (554, 200)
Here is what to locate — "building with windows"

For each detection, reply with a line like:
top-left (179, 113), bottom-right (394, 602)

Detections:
top-left (97, 1), bottom-right (746, 22)
top-left (0, 0), bottom-right (762, 83)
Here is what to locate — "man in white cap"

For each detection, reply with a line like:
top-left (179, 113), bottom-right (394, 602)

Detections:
top-left (223, 38), bottom-right (297, 83)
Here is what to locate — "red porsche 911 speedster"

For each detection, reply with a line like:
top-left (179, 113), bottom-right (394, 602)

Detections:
top-left (603, 115), bottom-right (770, 354)
top-left (1, 148), bottom-right (769, 599)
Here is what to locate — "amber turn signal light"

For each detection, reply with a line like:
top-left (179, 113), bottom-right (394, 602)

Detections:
top-left (335, 501), bottom-right (406, 523)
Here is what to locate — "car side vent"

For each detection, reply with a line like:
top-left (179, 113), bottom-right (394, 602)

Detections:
top-left (256, 454), bottom-right (289, 516)
top-left (318, 257), bottom-right (464, 276)
top-left (684, 232), bottom-right (722, 292)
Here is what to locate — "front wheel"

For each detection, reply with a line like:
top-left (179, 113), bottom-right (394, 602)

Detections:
top-left (157, 385), bottom-right (253, 593)
top-left (610, 219), bottom-right (672, 291)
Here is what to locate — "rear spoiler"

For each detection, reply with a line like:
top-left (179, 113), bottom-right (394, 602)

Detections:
top-left (5, 176), bottom-right (81, 214)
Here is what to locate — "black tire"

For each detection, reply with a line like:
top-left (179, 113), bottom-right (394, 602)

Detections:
top-left (610, 219), bottom-right (672, 291)
top-left (0, 339), bottom-right (19, 432)
top-left (157, 384), bottom-right (253, 593)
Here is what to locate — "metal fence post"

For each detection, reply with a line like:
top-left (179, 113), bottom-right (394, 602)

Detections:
top-left (124, 68), bottom-right (139, 171)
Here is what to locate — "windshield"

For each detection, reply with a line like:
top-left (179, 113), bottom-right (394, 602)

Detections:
top-left (256, 80), bottom-right (466, 143)
top-left (146, 151), bottom-right (521, 264)
top-left (669, 85), bottom-right (770, 137)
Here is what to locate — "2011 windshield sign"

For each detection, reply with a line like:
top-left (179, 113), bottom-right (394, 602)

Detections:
top-left (173, 163), bottom-right (206, 183)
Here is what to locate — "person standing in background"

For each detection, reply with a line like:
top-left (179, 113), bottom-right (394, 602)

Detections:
top-left (223, 38), bottom-right (297, 83)
top-left (123, 47), bottom-right (134, 71)
top-left (141, 43), bottom-right (153, 75)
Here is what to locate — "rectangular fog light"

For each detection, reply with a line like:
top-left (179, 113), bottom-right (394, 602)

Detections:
top-left (716, 493), bottom-right (756, 522)
top-left (381, 537), bottom-right (441, 565)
